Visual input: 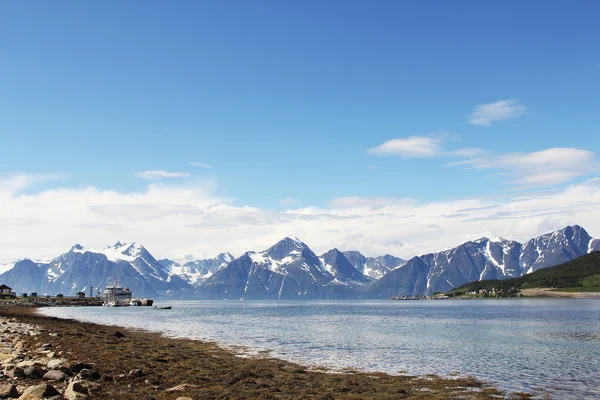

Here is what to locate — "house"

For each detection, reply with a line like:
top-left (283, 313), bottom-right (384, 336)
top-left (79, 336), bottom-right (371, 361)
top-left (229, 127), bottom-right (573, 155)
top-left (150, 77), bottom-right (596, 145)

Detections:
top-left (0, 284), bottom-right (15, 298)
top-left (30, 292), bottom-right (38, 298)
top-left (56, 294), bottom-right (64, 298)
top-left (76, 291), bottom-right (85, 299)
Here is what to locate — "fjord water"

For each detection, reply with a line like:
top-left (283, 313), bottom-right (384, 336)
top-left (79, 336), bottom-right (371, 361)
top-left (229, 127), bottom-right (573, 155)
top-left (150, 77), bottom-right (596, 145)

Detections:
top-left (41, 299), bottom-right (599, 399)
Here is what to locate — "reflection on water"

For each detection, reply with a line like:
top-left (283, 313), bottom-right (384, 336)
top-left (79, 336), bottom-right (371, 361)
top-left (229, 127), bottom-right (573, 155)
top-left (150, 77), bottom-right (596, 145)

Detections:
top-left (41, 299), bottom-right (600, 399)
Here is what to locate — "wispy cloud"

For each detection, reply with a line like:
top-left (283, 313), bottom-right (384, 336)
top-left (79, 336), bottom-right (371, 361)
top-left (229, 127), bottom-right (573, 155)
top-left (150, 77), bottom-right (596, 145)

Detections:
top-left (189, 162), bottom-right (213, 169)
top-left (134, 170), bottom-right (190, 180)
top-left (468, 99), bottom-right (526, 126)
top-left (367, 136), bottom-right (443, 158)
top-left (449, 148), bottom-right (599, 187)
top-left (0, 173), bottom-right (64, 196)
top-left (369, 136), bottom-right (598, 188)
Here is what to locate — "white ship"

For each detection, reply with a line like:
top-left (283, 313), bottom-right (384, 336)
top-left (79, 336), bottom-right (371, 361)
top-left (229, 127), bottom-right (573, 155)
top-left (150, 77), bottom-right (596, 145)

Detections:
top-left (103, 280), bottom-right (133, 307)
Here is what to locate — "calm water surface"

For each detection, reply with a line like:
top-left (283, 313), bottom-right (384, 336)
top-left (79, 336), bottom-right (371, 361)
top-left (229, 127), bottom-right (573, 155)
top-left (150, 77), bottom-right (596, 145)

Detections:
top-left (40, 299), bottom-right (600, 399)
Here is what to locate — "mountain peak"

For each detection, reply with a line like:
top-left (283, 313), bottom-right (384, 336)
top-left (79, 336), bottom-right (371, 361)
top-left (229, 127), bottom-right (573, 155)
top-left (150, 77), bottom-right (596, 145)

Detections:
top-left (217, 252), bottom-right (234, 262)
top-left (70, 244), bottom-right (85, 252)
top-left (265, 236), bottom-right (309, 260)
top-left (285, 235), bottom-right (305, 246)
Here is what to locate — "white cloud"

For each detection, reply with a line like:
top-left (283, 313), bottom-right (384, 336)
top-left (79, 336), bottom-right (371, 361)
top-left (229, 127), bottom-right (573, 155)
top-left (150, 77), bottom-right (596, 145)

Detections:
top-left (3, 177), bottom-right (600, 265)
top-left (134, 170), bottom-right (190, 180)
top-left (368, 136), bottom-right (443, 158)
top-left (280, 197), bottom-right (300, 207)
top-left (468, 99), bottom-right (526, 126)
top-left (450, 148), bottom-right (598, 187)
top-left (0, 173), bottom-right (63, 197)
top-left (369, 136), bottom-right (598, 188)
top-left (189, 162), bottom-right (213, 169)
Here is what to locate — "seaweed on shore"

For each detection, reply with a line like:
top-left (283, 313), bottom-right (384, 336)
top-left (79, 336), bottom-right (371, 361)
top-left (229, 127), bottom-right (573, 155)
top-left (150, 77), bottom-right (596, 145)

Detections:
top-left (0, 306), bottom-right (535, 400)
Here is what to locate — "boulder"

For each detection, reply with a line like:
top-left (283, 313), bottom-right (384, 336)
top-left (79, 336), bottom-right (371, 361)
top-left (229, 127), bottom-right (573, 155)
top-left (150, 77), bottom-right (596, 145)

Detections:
top-left (43, 370), bottom-right (67, 382)
top-left (47, 359), bottom-right (68, 370)
top-left (22, 383), bottom-right (60, 398)
top-left (0, 383), bottom-right (19, 398)
top-left (15, 361), bottom-right (35, 369)
top-left (23, 366), bottom-right (42, 379)
top-left (64, 382), bottom-right (90, 400)
top-left (69, 363), bottom-right (92, 373)
top-left (75, 369), bottom-right (100, 381)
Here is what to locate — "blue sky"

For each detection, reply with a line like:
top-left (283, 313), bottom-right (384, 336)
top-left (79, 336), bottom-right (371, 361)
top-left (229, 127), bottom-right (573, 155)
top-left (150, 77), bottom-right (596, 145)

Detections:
top-left (1, 1), bottom-right (599, 261)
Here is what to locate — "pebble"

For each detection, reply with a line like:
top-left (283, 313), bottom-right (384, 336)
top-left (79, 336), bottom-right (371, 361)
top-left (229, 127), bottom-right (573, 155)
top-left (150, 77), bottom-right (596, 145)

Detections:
top-left (0, 316), bottom-right (102, 400)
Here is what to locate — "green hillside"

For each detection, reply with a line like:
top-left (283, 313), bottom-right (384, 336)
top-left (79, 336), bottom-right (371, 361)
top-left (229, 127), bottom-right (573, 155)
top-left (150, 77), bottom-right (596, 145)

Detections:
top-left (446, 251), bottom-right (600, 297)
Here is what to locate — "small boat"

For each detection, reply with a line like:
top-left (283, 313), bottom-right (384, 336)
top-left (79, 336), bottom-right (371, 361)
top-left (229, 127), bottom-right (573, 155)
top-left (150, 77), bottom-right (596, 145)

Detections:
top-left (154, 306), bottom-right (172, 310)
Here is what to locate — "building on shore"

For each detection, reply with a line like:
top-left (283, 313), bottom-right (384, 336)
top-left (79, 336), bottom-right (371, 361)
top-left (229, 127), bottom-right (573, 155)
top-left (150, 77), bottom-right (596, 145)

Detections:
top-left (76, 291), bottom-right (86, 299)
top-left (0, 284), bottom-right (15, 298)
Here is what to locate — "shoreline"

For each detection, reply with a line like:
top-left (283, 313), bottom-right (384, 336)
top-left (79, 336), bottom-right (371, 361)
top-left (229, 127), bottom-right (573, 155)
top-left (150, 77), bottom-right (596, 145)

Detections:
top-left (0, 305), bottom-right (538, 400)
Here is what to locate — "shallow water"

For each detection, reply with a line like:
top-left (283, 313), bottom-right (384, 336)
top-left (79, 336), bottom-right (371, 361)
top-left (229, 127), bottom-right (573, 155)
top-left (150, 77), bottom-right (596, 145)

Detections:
top-left (40, 299), bottom-right (600, 399)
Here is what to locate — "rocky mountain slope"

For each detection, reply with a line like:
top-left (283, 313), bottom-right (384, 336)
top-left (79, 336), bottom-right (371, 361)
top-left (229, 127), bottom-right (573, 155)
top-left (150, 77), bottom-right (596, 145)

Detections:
top-left (196, 237), bottom-right (361, 300)
top-left (366, 225), bottom-right (598, 297)
top-left (1, 225), bottom-right (597, 299)
top-left (158, 252), bottom-right (234, 286)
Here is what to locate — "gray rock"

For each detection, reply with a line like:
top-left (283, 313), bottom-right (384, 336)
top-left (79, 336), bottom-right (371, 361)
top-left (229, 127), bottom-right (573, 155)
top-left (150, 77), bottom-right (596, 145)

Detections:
top-left (46, 359), bottom-right (66, 370)
top-left (43, 370), bottom-right (67, 382)
top-left (23, 366), bottom-right (42, 379)
top-left (22, 383), bottom-right (60, 398)
top-left (64, 382), bottom-right (88, 400)
top-left (64, 380), bottom-right (100, 400)
top-left (69, 363), bottom-right (91, 373)
top-left (15, 361), bottom-right (35, 369)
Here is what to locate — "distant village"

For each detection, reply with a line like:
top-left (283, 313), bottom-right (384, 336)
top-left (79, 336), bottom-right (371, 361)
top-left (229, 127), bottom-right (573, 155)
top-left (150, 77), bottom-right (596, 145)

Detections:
top-left (0, 284), bottom-right (96, 300)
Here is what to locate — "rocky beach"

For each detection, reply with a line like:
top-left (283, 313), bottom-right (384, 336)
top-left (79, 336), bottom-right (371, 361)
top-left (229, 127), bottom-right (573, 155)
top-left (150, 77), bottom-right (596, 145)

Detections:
top-left (0, 304), bottom-right (536, 400)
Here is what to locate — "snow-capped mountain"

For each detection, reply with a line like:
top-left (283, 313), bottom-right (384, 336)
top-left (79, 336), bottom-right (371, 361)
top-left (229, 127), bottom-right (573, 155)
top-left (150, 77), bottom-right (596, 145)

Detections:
top-left (0, 259), bottom-right (49, 294)
top-left (366, 225), bottom-right (598, 297)
top-left (342, 251), bottom-right (406, 280)
top-left (1, 225), bottom-right (598, 299)
top-left (520, 226), bottom-right (595, 273)
top-left (0, 242), bottom-right (194, 298)
top-left (158, 252), bottom-right (234, 287)
top-left (195, 237), bottom-right (362, 299)
top-left (320, 249), bottom-right (371, 284)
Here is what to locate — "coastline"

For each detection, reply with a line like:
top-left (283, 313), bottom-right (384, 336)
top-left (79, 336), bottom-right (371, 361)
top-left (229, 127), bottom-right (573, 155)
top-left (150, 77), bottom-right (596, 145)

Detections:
top-left (0, 305), bottom-right (536, 400)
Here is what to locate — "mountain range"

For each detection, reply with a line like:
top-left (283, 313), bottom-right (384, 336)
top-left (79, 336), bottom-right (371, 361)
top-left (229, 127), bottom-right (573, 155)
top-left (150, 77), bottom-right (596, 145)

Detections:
top-left (1, 225), bottom-right (598, 299)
